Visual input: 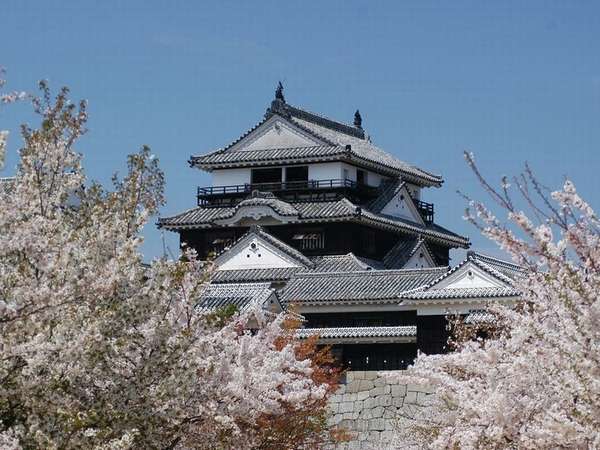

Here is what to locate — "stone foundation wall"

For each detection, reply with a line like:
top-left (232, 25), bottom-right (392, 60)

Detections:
top-left (327, 370), bottom-right (433, 449)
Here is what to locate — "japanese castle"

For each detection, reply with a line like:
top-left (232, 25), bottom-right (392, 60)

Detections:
top-left (159, 84), bottom-right (521, 371)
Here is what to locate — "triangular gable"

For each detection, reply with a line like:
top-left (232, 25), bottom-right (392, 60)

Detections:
top-left (379, 184), bottom-right (425, 225)
top-left (402, 240), bottom-right (436, 269)
top-left (228, 115), bottom-right (325, 152)
top-left (215, 227), bottom-right (312, 271)
top-left (431, 260), bottom-right (510, 291)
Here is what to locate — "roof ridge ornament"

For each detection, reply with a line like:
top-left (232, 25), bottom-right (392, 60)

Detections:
top-left (275, 81), bottom-right (285, 102)
top-left (354, 109), bottom-right (362, 129)
top-left (265, 81), bottom-right (290, 119)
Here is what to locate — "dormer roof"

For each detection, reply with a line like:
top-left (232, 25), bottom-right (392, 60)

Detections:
top-left (158, 196), bottom-right (470, 248)
top-left (399, 251), bottom-right (522, 302)
top-left (215, 225), bottom-right (315, 270)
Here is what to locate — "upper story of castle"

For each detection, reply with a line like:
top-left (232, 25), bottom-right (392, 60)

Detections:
top-left (159, 84), bottom-right (469, 264)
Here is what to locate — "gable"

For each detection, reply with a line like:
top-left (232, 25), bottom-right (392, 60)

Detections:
top-left (402, 242), bottom-right (436, 269)
top-left (435, 262), bottom-right (507, 290)
top-left (380, 185), bottom-right (425, 224)
top-left (230, 116), bottom-right (324, 152)
top-left (216, 232), bottom-right (307, 271)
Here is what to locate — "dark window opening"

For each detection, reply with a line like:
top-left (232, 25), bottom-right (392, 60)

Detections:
top-left (356, 169), bottom-right (367, 185)
top-left (251, 167), bottom-right (282, 184)
top-left (292, 231), bottom-right (325, 250)
top-left (207, 234), bottom-right (235, 254)
top-left (364, 229), bottom-right (377, 255)
top-left (285, 166), bottom-right (309, 183)
top-left (304, 311), bottom-right (416, 328)
top-left (341, 344), bottom-right (417, 371)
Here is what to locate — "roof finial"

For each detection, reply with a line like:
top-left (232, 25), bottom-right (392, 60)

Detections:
top-left (354, 109), bottom-right (362, 129)
top-left (275, 81), bottom-right (285, 102)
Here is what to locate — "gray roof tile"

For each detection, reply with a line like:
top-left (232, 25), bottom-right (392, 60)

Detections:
top-left (198, 282), bottom-right (278, 312)
top-left (297, 325), bottom-right (417, 339)
top-left (191, 145), bottom-right (346, 167)
top-left (368, 179), bottom-right (405, 213)
top-left (382, 238), bottom-right (418, 269)
top-left (309, 253), bottom-right (372, 272)
top-left (212, 267), bottom-right (301, 283)
top-left (189, 101), bottom-right (443, 186)
top-left (468, 252), bottom-right (524, 280)
top-left (159, 197), bottom-right (469, 247)
top-left (279, 267), bottom-right (447, 305)
top-left (290, 115), bottom-right (442, 186)
top-left (400, 286), bottom-right (520, 300)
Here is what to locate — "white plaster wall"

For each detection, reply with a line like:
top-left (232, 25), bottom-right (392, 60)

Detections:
top-left (309, 162), bottom-right (344, 181)
top-left (218, 238), bottom-right (300, 270)
top-left (212, 168), bottom-right (251, 186)
top-left (211, 164), bottom-right (384, 187)
top-left (366, 171), bottom-right (383, 188)
top-left (380, 188), bottom-right (422, 222)
top-left (437, 263), bottom-right (502, 290)
top-left (405, 182), bottom-right (421, 200)
top-left (403, 251), bottom-right (434, 269)
top-left (340, 163), bottom-right (384, 187)
top-left (242, 120), bottom-right (318, 150)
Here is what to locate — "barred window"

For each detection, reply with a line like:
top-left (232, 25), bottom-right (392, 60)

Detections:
top-left (292, 232), bottom-right (325, 250)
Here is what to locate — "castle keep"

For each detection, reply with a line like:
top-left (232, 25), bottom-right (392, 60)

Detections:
top-left (159, 84), bottom-right (520, 371)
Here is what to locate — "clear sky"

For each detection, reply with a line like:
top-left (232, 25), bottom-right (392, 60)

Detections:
top-left (1, 1), bottom-right (599, 263)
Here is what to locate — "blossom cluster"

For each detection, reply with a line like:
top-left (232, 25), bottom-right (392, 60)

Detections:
top-left (389, 155), bottom-right (600, 449)
top-left (0, 81), bottom-right (331, 449)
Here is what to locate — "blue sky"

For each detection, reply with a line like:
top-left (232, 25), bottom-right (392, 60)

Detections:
top-left (1, 1), bottom-right (599, 263)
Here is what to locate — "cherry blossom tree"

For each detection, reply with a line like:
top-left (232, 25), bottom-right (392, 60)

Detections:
top-left (389, 153), bottom-right (600, 449)
top-left (0, 78), bottom-right (335, 449)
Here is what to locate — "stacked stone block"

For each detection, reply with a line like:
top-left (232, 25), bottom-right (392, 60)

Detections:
top-left (327, 370), bottom-right (433, 449)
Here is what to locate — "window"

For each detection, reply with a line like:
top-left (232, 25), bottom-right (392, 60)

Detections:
top-left (356, 169), bottom-right (367, 185)
top-left (251, 167), bottom-right (282, 185)
top-left (209, 235), bottom-right (235, 254)
top-left (285, 166), bottom-right (308, 183)
top-left (292, 232), bottom-right (325, 250)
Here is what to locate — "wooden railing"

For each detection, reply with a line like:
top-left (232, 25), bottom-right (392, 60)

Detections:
top-left (413, 198), bottom-right (434, 223)
top-left (197, 179), bottom-right (376, 198)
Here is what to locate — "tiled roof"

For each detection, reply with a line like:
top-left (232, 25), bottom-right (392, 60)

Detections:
top-left (382, 238), bottom-right (418, 269)
top-left (465, 310), bottom-right (496, 324)
top-left (399, 286), bottom-right (520, 300)
top-left (191, 145), bottom-right (346, 167)
top-left (296, 325), bottom-right (417, 340)
top-left (158, 197), bottom-right (470, 248)
top-left (468, 252), bottom-right (524, 280)
top-left (289, 114), bottom-right (442, 186)
top-left (309, 253), bottom-right (372, 272)
top-left (410, 251), bottom-right (517, 295)
top-left (224, 192), bottom-right (299, 217)
top-left (279, 267), bottom-right (447, 305)
top-left (189, 100), bottom-right (443, 186)
top-left (198, 282), bottom-right (278, 312)
top-left (211, 253), bottom-right (378, 283)
top-left (368, 179), bottom-right (405, 213)
top-left (212, 267), bottom-right (301, 283)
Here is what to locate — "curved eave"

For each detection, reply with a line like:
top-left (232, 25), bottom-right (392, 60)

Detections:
top-left (189, 153), bottom-right (443, 188)
top-left (157, 213), bottom-right (469, 248)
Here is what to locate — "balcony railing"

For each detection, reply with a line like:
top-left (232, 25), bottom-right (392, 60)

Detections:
top-left (197, 179), bottom-right (377, 205)
top-left (413, 198), bottom-right (434, 224)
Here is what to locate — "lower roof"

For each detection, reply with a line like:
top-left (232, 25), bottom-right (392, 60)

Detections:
top-left (158, 197), bottom-right (469, 248)
top-left (296, 325), bottom-right (416, 340)
top-left (280, 267), bottom-right (447, 305)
